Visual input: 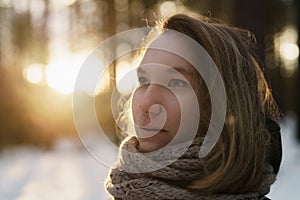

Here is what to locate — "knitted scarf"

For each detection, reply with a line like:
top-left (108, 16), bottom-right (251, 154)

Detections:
top-left (106, 136), bottom-right (275, 200)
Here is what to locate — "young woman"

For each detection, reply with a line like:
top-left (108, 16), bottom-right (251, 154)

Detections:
top-left (106, 13), bottom-right (282, 200)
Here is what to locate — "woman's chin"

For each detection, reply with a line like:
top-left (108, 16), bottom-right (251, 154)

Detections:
top-left (137, 138), bottom-right (167, 153)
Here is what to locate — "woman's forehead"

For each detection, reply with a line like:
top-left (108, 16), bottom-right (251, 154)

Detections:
top-left (141, 48), bottom-right (192, 67)
top-left (139, 49), bottom-right (196, 79)
top-left (140, 31), bottom-right (199, 72)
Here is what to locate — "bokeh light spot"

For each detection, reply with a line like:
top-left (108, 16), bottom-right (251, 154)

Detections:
top-left (25, 64), bottom-right (44, 84)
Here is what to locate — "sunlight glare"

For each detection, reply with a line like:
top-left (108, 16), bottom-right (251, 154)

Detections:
top-left (46, 61), bottom-right (78, 95)
top-left (45, 52), bottom-right (106, 95)
top-left (45, 54), bottom-right (85, 95)
top-left (25, 64), bottom-right (44, 84)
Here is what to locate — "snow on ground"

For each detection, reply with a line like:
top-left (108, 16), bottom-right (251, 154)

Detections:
top-left (268, 116), bottom-right (300, 200)
top-left (0, 117), bottom-right (299, 200)
top-left (0, 138), bottom-right (114, 200)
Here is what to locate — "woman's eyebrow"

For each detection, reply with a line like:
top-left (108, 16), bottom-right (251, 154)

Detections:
top-left (168, 66), bottom-right (193, 76)
top-left (137, 66), bottom-right (193, 76)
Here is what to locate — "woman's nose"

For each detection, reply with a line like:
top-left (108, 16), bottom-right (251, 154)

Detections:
top-left (137, 84), bottom-right (163, 116)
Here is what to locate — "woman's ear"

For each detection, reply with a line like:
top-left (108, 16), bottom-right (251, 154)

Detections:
top-left (266, 118), bottom-right (282, 175)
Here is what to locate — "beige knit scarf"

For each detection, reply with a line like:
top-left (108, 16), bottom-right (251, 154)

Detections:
top-left (106, 136), bottom-right (275, 200)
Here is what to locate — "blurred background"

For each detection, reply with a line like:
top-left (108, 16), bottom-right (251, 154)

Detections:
top-left (0, 0), bottom-right (299, 199)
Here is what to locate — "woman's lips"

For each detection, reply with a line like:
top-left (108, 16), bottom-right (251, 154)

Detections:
top-left (136, 127), bottom-right (167, 138)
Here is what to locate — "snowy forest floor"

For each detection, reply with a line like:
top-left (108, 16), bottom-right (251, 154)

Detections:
top-left (0, 117), bottom-right (299, 200)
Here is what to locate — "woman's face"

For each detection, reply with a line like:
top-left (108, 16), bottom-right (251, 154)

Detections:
top-left (132, 33), bottom-right (200, 152)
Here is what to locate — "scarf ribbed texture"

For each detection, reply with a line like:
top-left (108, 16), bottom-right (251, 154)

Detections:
top-left (106, 136), bottom-right (275, 200)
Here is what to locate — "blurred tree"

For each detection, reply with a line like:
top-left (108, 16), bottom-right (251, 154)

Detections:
top-left (95, 0), bottom-right (118, 144)
top-left (234, 0), bottom-right (266, 62)
top-left (233, 0), bottom-right (291, 117)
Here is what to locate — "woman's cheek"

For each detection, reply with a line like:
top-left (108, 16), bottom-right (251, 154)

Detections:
top-left (131, 93), bottom-right (139, 122)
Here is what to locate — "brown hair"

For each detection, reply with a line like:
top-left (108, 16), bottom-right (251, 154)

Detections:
top-left (157, 13), bottom-right (279, 194)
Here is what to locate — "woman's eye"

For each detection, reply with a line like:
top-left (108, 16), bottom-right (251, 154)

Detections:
top-left (138, 77), bottom-right (149, 86)
top-left (168, 79), bottom-right (189, 87)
